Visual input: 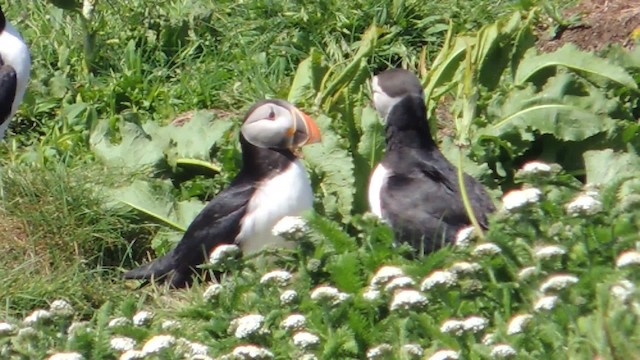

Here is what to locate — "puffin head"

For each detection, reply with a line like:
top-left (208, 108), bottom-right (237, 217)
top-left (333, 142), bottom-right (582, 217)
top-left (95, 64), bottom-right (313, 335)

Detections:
top-left (240, 99), bottom-right (321, 151)
top-left (371, 68), bottom-right (424, 122)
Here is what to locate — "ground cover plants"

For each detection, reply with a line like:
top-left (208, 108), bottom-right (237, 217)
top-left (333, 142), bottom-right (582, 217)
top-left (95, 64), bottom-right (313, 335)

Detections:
top-left (2, 0), bottom-right (640, 359)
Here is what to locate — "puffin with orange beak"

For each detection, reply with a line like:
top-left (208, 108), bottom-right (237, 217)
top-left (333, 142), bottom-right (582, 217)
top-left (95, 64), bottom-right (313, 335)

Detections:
top-left (124, 99), bottom-right (321, 288)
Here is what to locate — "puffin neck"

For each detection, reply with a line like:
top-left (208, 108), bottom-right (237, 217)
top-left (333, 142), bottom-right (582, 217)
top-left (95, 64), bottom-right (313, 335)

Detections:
top-left (0, 9), bottom-right (5, 31)
top-left (239, 133), bottom-right (296, 179)
top-left (384, 95), bottom-right (436, 151)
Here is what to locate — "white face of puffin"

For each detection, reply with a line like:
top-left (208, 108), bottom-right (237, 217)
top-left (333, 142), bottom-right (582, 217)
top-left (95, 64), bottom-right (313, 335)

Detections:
top-left (371, 69), bottom-right (425, 123)
top-left (371, 75), bottom-right (400, 123)
top-left (240, 101), bottom-right (321, 150)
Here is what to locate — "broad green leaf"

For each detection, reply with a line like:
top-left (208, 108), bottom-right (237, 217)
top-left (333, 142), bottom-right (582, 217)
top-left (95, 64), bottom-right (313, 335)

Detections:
top-left (583, 149), bottom-right (640, 185)
top-left (356, 106), bottom-right (384, 169)
top-left (288, 48), bottom-right (325, 104)
top-left (515, 44), bottom-right (638, 90)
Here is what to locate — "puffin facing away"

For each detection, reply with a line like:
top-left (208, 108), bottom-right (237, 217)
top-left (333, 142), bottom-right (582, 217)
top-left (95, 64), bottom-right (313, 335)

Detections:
top-left (0, 6), bottom-right (31, 139)
top-left (368, 69), bottom-right (495, 253)
top-left (124, 99), bottom-right (321, 288)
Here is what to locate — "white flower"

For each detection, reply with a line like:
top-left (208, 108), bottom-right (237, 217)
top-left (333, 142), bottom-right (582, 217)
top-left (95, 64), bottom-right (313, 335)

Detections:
top-left (280, 289), bottom-right (298, 305)
top-left (161, 320), bottom-right (180, 330)
top-left (48, 353), bottom-right (84, 360)
top-left (362, 286), bottom-right (382, 301)
top-left (517, 266), bottom-right (537, 281)
top-left (482, 332), bottom-right (497, 346)
top-left (616, 250), bottom-right (640, 268)
top-left (184, 341), bottom-right (209, 356)
top-left (50, 300), bottom-right (74, 317)
top-left (232, 345), bottom-right (274, 359)
top-left (463, 316), bottom-right (488, 333)
top-left (534, 245), bottom-right (566, 259)
top-left (119, 350), bottom-right (146, 360)
top-left (280, 314), bottom-right (306, 331)
top-left (507, 314), bottom-right (533, 335)
top-left (68, 321), bottom-right (90, 335)
top-left (272, 216), bottom-right (308, 238)
top-left (141, 334), bottom-right (176, 354)
top-left (292, 331), bottom-right (320, 349)
top-left (110, 337), bottom-right (137, 352)
top-left (427, 349), bottom-right (460, 360)
top-left (209, 244), bottom-right (241, 267)
top-left (402, 343), bottom-right (423, 358)
top-left (24, 309), bottom-right (52, 325)
top-left (421, 270), bottom-right (458, 290)
top-left (310, 285), bottom-right (349, 305)
top-left (539, 274), bottom-right (578, 292)
top-left (300, 354), bottom-right (318, 360)
top-left (190, 356), bottom-right (213, 360)
top-left (370, 266), bottom-right (405, 287)
top-left (389, 289), bottom-right (428, 311)
top-left (440, 319), bottom-right (465, 336)
top-left (230, 314), bottom-right (265, 339)
top-left (0, 322), bottom-right (16, 336)
top-left (455, 226), bottom-right (475, 247)
top-left (366, 343), bottom-right (393, 359)
top-left (502, 187), bottom-right (542, 211)
top-left (260, 269), bottom-right (292, 286)
top-left (490, 344), bottom-right (517, 358)
top-left (449, 261), bottom-right (482, 275)
top-left (17, 327), bottom-right (37, 338)
top-left (520, 161), bottom-right (552, 175)
top-left (108, 317), bottom-right (131, 328)
top-left (472, 243), bottom-right (502, 257)
top-left (534, 295), bottom-right (558, 312)
top-left (132, 310), bottom-right (153, 326)
top-left (566, 194), bottom-right (602, 216)
top-left (611, 280), bottom-right (635, 302)
top-left (384, 276), bottom-right (416, 292)
top-left (203, 283), bottom-right (223, 302)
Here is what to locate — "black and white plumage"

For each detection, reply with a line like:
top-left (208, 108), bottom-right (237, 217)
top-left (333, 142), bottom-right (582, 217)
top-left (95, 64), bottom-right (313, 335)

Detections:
top-left (368, 69), bottom-right (495, 253)
top-left (0, 6), bottom-right (31, 139)
top-left (124, 99), bottom-right (322, 288)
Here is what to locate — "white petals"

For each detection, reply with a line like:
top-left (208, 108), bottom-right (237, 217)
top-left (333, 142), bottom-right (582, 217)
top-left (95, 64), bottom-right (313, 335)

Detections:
top-left (517, 266), bottom-right (537, 281)
top-left (310, 285), bottom-right (349, 305)
top-left (48, 353), bottom-right (84, 360)
top-left (232, 345), bottom-right (274, 359)
top-left (161, 320), bottom-right (180, 330)
top-left (260, 270), bottom-right (292, 286)
top-left (534, 295), bottom-right (559, 312)
top-left (0, 322), bottom-right (16, 336)
top-left (119, 350), bottom-right (146, 360)
top-left (539, 274), bottom-right (578, 292)
top-left (49, 300), bottom-right (74, 317)
top-left (520, 161), bottom-right (552, 175)
top-left (463, 316), bottom-right (489, 333)
top-left (362, 286), bottom-right (382, 301)
top-left (455, 226), bottom-right (475, 247)
top-left (449, 261), bottom-right (482, 275)
top-left (421, 270), bottom-right (458, 290)
top-left (534, 245), bottom-right (566, 259)
top-left (502, 188), bottom-right (542, 211)
top-left (271, 216), bottom-right (308, 238)
top-left (292, 331), bottom-right (320, 349)
top-left (181, 340), bottom-right (209, 356)
top-left (507, 314), bottom-right (533, 335)
top-left (203, 284), bottom-right (223, 302)
top-left (24, 309), bottom-right (52, 326)
top-left (366, 343), bottom-right (393, 359)
top-left (427, 349), bottom-right (460, 360)
top-left (566, 194), bottom-right (602, 216)
top-left (132, 310), bottom-right (154, 327)
top-left (230, 314), bottom-right (265, 339)
top-left (141, 335), bottom-right (176, 354)
top-left (110, 337), bottom-right (137, 352)
top-left (370, 266), bottom-right (405, 287)
top-left (384, 276), bottom-right (416, 292)
top-left (490, 344), bottom-right (517, 358)
top-left (280, 289), bottom-right (298, 305)
top-left (280, 314), bottom-right (306, 331)
top-left (402, 343), bottom-right (423, 358)
top-left (472, 243), bottom-right (502, 257)
top-left (108, 317), bottom-right (131, 328)
top-left (440, 319), bottom-right (465, 336)
top-left (482, 332), bottom-right (496, 346)
top-left (209, 244), bottom-right (241, 266)
top-left (616, 250), bottom-right (640, 268)
top-left (611, 280), bottom-right (635, 302)
top-left (389, 289), bottom-right (428, 311)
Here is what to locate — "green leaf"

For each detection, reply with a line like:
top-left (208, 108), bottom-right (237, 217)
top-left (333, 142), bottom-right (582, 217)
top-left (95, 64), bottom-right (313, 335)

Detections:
top-left (515, 44), bottom-right (639, 90)
top-left (356, 106), bottom-right (384, 169)
top-left (288, 48), bottom-right (325, 105)
top-left (583, 149), bottom-right (640, 185)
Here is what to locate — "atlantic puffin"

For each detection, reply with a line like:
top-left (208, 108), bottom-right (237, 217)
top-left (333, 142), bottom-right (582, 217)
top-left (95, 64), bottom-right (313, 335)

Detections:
top-left (0, 6), bottom-right (31, 140)
top-left (368, 69), bottom-right (495, 253)
top-left (124, 99), bottom-right (321, 288)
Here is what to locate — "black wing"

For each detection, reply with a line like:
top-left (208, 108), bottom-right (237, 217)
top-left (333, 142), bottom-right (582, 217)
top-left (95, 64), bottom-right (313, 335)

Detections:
top-left (380, 150), bottom-right (495, 253)
top-left (0, 61), bottom-right (17, 124)
top-left (124, 180), bottom-right (256, 288)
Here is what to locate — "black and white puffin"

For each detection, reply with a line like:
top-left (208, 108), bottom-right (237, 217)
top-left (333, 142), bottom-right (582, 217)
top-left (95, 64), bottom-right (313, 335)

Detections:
top-left (124, 99), bottom-right (321, 288)
top-left (0, 6), bottom-right (31, 139)
top-left (368, 68), bottom-right (495, 253)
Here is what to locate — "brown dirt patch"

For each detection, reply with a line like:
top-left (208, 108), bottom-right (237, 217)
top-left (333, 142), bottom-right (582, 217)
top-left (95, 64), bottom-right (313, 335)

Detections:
top-left (537, 0), bottom-right (640, 52)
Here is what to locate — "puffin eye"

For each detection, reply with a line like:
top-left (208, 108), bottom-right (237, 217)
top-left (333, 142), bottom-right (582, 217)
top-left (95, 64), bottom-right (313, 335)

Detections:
top-left (267, 108), bottom-right (276, 120)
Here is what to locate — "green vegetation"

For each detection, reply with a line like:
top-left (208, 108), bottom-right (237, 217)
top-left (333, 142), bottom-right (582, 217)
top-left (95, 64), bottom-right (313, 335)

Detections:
top-left (3, 0), bottom-right (640, 359)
